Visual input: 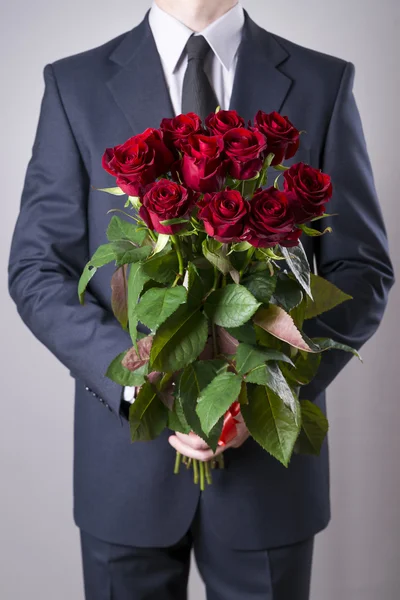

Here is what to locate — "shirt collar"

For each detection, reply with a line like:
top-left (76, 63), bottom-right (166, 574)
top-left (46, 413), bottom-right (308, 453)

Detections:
top-left (149, 2), bottom-right (245, 74)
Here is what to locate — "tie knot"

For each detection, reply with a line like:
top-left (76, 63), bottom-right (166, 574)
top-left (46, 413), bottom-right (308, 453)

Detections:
top-left (186, 35), bottom-right (211, 62)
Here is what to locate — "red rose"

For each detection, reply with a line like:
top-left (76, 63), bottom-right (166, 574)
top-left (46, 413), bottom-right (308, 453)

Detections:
top-left (179, 133), bottom-right (227, 193)
top-left (283, 163), bottom-right (333, 224)
top-left (241, 187), bottom-right (301, 248)
top-left (205, 110), bottom-right (245, 136)
top-left (160, 113), bottom-right (203, 151)
top-left (223, 127), bottom-right (267, 180)
top-left (197, 189), bottom-right (249, 242)
top-left (252, 111), bottom-right (300, 166)
top-left (139, 179), bottom-right (195, 234)
top-left (102, 128), bottom-right (174, 196)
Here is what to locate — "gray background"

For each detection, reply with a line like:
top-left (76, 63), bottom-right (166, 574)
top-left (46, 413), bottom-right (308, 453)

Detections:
top-left (1, 1), bottom-right (399, 598)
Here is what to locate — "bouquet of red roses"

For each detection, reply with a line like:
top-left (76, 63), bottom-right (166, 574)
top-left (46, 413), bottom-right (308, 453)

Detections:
top-left (78, 109), bottom-right (360, 489)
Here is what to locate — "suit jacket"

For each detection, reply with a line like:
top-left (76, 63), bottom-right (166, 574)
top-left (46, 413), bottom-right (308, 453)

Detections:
top-left (8, 11), bottom-right (395, 549)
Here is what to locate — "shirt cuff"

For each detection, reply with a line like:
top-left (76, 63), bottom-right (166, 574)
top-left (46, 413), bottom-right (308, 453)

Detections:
top-left (123, 385), bottom-right (136, 403)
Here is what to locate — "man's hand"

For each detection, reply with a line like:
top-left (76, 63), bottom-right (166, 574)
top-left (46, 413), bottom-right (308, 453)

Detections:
top-left (168, 412), bottom-right (250, 461)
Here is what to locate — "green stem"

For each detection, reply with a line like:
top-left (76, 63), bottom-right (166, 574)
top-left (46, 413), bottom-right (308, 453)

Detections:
top-left (239, 246), bottom-right (255, 278)
top-left (171, 234), bottom-right (184, 287)
top-left (148, 229), bottom-right (157, 243)
top-left (211, 322), bottom-right (219, 358)
top-left (199, 461), bottom-right (205, 491)
top-left (186, 458), bottom-right (192, 470)
top-left (193, 459), bottom-right (199, 484)
top-left (158, 372), bottom-right (173, 391)
top-left (217, 454), bottom-right (225, 469)
top-left (174, 452), bottom-right (182, 474)
top-left (205, 461), bottom-right (212, 485)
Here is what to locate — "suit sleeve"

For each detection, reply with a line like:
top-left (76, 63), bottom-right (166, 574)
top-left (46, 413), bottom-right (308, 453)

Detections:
top-left (300, 61), bottom-right (395, 400)
top-left (8, 63), bottom-right (132, 419)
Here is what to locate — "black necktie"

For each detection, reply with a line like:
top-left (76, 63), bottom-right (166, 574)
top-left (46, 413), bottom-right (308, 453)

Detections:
top-left (181, 35), bottom-right (219, 121)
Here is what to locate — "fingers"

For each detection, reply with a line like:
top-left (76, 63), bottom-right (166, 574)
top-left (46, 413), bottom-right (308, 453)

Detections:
top-left (168, 434), bottom-right (217, 462)
top-left (175, 431), bottom-right (210, 451)
top-left (168, 418), bottom-right (250, 460)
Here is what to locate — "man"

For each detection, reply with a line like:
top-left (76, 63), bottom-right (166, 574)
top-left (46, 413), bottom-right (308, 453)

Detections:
top-left (7, 1), bottom-right (394, 599)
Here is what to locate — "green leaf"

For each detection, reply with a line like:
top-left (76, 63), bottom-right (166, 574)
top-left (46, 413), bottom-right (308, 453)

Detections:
top-left (105, 351), bottom-right (148, 387)
top-left (311, 337), bottom-right (362, 360)
top-left (168, 397), bottom-right (192, 434)
top-left (129, 381), bottom-right (168, 442)
top-left (305, 274), bottom-right (353, 320)
top-left (290, 296), bottom-right (307, 330)
top-left (241, 385), bottom-right (300, 467)
top-left (159, 217), bottom-right (190, 226)
top-left (111, 265), bottom-right (128, 330)
top-left (106, 215), bottom-right (147, 245)
top-left (246, 362), bottom-right (299, 422)
top-left (196, 372), bottom-right (242, 435)
top-left (229, 241), bottom-right (253, 253)
top-left (97, 186), bottom-right (125, 195)
top-left (256, 247), bottom-right (286, 261)
top-left (78, 243), bottom-right (117, 304)
top-left (187, 262), bottom-right (214, 308)
top-left (298, 223), bottom-right (332, 237)
top-left (202, 239), bottom-right (233, 276)
top-left (142, 249), bottom-right (179, 284)
top-left (152, 233), bottom-right (170, 256)
top-left (128, 196), bottom-right (141, 209)
top-left (112, 242), bottom-right (152, 266)
top-left (295, 400), bottom-right (329, 455)
top-left (177, 360), bottom-right (228, 450)
top-left (281, 351), bottom-right (321, 386)
top-left (90, 243), bottom-right (117, 267)
top-left (241, 271), bottom-right (278, 304)
top-left (225, 323), bottom-right (257, 345)
top-left (254, 306), bottom-right (313, 352)
top-left (127, 263), bottom-right (150, 345)
top-left (150, 305), bottom-right (208, 372)
top-left (236, 343), bottom-right (294, 375)
top-left (136, 286), bottom-right (187, 331)
top-left (280, 242), bottom-right (313, 300)
top-left (78, 264), bottom-right (97, 304)
top-left (272, 277), bottom-right (303, 312)
top-left (205, 284), bottom-right (261, 328)
top-left (310, 213), bottom-right (337, 222)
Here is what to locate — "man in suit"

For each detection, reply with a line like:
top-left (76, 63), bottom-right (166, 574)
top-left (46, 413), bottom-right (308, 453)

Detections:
top-left (7, 1), bottom-right (395, 598)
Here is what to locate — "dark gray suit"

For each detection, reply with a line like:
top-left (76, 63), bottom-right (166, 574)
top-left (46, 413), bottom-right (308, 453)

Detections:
top-left (8, 9), bottom-right (394, 599)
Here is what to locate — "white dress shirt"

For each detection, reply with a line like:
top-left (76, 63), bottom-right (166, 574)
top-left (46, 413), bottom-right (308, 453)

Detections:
top-left (123, 2), bottom-right (245, 404)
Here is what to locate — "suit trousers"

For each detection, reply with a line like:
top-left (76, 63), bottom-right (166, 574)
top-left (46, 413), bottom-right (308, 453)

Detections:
top-left (80, 500), bottom-right (314, 600)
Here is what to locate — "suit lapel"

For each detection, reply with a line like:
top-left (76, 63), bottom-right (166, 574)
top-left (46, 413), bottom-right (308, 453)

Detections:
top-left (230, 13), bottom-right (293, 122)
top-left (107, 11), bottom-right (174, 135)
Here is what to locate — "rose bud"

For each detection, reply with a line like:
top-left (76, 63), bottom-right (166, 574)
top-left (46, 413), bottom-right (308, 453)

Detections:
top-left (251, 111), bottom-right (300, 166)
top-left (241, 187), bottom-right (302, 248)
top-left (102, 128), bottom-right (174, 196)
top-left (223, 127), bottom-right (267, 180)
top-left (139, 179), bottom-right (195, 235)
top-left (205, 110), bottom-right (245, 136)
top-left (197, 189), bottom-right (249, 243)
top-left (160, 112), bottom-right (203, 152)
top-left (179, 133), bottom-right (227, 193)
top-left (283, 163), bottom-right (333, 224)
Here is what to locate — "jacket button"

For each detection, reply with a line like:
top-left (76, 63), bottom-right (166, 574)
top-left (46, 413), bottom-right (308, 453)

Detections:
top-left (85, 386), bottom-right (90, 392)
top-left (99, 398), bottom-right (104, 403)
